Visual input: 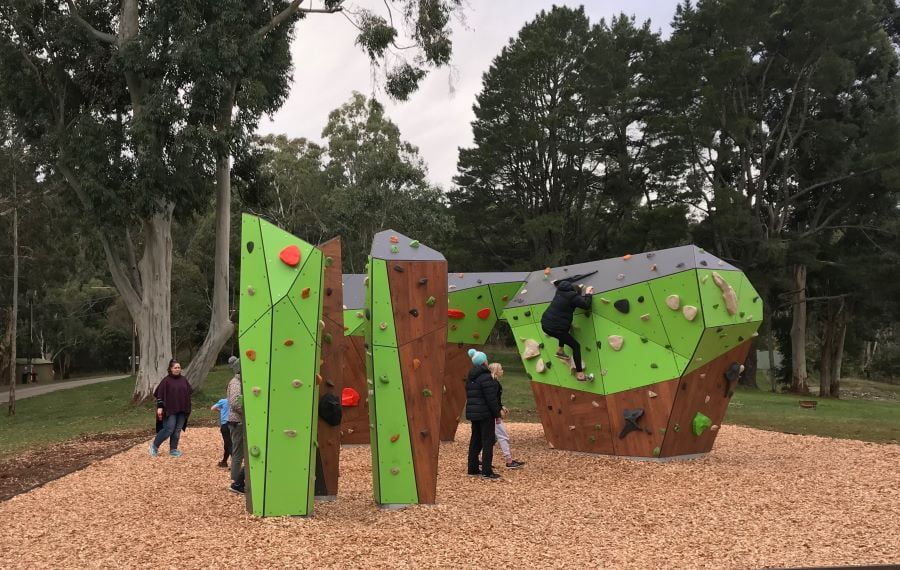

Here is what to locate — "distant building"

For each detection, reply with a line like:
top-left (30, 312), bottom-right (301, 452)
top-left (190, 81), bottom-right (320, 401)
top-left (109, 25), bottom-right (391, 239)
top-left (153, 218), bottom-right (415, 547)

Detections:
top-left (14, 358), bottom-right (54, 383)
top-left (757, 350), bottom-right (783, 371)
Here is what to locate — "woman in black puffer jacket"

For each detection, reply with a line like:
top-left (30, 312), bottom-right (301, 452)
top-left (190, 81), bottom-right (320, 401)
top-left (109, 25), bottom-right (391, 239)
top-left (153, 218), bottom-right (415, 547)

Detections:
top-left (465, 349), bottom-right (501, 479)
top-left (540, 279), bottom-right (594, 381)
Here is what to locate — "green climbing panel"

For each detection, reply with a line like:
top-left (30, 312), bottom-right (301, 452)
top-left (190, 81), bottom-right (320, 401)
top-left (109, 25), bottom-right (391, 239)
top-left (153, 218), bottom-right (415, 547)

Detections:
top-left (343, 309), bottom-right (366, 336)
top-left (697, 269), bottom-right (742, 328)
top-left (489, 282), bottom-right (526, 318)
top-left (734, 272), bottom-right (763, 324)
top-left (286, 249), bottom-right (325, 341)
top-left (264, 298), bottom-right (320, 516)
top-left (447, 285), bottom-right (498, 344)
top-left (592, 316), bottom-right (681, 394)
top-left (239, 310), bottom-right (272, 516)
top-left (513, 323), bottom-right (560, 388)
top-left (369, 259), bottom-right (398, 348)
top-left (370, 344), bottom-right (418, 505)
top-left (239, 215), bottom-right (273, 337)
top-left (591, 282), bottom-right (672, 349)
top-left (647, 270), bottom-right (704, 360)
top-left (685, 321), bottom-right (761, 374)
top-left (259, 217), bottom-right (316, 303)
top-left (503, 304), bottom-right (537, 329)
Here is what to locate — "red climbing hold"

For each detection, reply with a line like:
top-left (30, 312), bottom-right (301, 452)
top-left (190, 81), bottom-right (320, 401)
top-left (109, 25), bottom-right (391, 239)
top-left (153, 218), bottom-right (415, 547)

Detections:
top-left (283, 339), bottom-right (294, 347)
top-left (447, 309), bottom-right (466, 319)
top-left (341, 387), bottom-right (360, 407)
top-left (477, 308), bottom-right (492, 319)
top-left (279, 245), bottom-right (301, 267)
top-left (245, 349), bottom-right (256, 361)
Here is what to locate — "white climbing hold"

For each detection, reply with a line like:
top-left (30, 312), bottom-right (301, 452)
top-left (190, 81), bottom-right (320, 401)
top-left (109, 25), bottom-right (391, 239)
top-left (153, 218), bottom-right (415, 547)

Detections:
top-left (648, 390), bottom-right (658, 398)
top-left (640, 313), bottom-right (650, 321)
top-left (592, 401), bottom-right (600, 408)
top-left (521, 289), bottom-right (527, 295)
top-left (699, 373), bottom-right (706, 379)
top-left (616, 273), bottom-right (625, 281)
top-left (600, 297), bottom-right (610, 304)
top-left (666, 294), bottom-right (681, 310)
top-left (701, 274), bottom-right (709, 285)
top-left (739, 364), bottom-right (746, 373)
top-left (711, 425), bottom-right (720, 431)
top-left (683, 305), bottom-right (699, 321)
top-left (600, 369), bottom-right (608, 376)
top-left (568, 425), bottom-right (576, 431)
top-left (535, 359), bottom-right (546, 373)
top-left (449, 284), bottom-right (456, 290)
top-left (608, 335), bottom-right (624, 351)
top-left (570, 394), bottom-right (576, 401)
top-left (712, 272), bottom-right (738, 315)
top-left (752, 332), bottom-right (759, 337)
top-left (523, 339), bottom-right (541, 360)
top-left (704, 395), bottom-right (710, 404)
top-left (718, 260), bottom-right (725, 266)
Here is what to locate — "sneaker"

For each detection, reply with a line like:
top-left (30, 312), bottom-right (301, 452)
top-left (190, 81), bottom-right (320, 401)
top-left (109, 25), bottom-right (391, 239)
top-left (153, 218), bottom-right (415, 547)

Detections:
top-left (506, 460), bottom-right (526, 469)
top-left (149, 444), bottom-right (158, 457)
top-left (482, 472), bottom-right (501, 480)
top-left (169, 450), bottom-right (182, 458)
top-left (217, 460), bottom-right (228, 468)
top-left (229, 482), bottom-right (245, 495)
top-left (467, 471), bottom-right (481, 477)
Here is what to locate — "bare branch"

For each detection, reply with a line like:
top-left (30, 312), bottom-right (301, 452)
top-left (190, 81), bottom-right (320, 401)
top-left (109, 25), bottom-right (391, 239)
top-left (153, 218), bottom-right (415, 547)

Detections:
top-left (254, 0), bottom-right (342, 40)
top-left (65, 0), bottom-right (116, 44)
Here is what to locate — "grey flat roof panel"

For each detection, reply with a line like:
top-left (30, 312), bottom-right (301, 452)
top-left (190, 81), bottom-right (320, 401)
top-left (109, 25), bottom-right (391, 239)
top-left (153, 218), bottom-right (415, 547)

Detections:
top-left (370, 229), bottom-right (445, 261)
top-left (447, 272), bottom-right (529, 292)
top-left (342, 273), bottom-right (367, 309)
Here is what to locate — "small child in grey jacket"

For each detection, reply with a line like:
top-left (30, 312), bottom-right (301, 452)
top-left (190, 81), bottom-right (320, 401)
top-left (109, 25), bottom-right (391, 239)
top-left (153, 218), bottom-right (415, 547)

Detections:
top-left (488, 363), bottom-right (525, 469)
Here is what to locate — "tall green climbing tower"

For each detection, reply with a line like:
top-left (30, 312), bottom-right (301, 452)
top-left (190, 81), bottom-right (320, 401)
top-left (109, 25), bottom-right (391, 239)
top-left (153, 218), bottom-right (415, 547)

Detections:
top-left (238, 214), bottom-right (325, 516)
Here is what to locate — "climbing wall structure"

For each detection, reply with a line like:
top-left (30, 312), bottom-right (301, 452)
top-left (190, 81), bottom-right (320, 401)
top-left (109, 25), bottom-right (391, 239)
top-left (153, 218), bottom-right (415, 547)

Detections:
top-left (365, 230), bottom-right (447, 505)
top-left (238, 214), bottom-right (324, 516)
top-left (340, 273), bottom-right (370, 445)
top-left (314, 237), bottom-right (344, 498)
top-left (441, 272), bottom-right (527, 441)
top-left (505, 246), bottom-right (762, 459)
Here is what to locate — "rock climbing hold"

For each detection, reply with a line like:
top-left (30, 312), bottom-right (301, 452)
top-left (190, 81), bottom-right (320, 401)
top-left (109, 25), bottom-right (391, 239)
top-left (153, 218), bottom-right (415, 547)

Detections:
top-left (379, 375), bottom-right (389, 384)
top-left (324, 256), bottom-right (333, 267)
top-left (614, 299), bottom-right (630, 314)
top-left (592, 401), bottom-right (600, 408)
top-left (701, 274), bottom-right (710, 285)
top-left (247, 286), bottom-right (255, 297)
top-left (390, 434), bottom-right (400, 443)
top-left (409, 308), bottom-right (419, 317)
top-left (544, 267), bottom-right (551, 275)
top-left (284, 429), bottom-right (297, 438)
top-left (737, 336), bottom-right (744, 342)
top-left (692, 412), bottom-right (712, 436)
top-left (608, 335), bottom-right (624, 351)
top-left (390, 245), bottom-right (399, 254)
top-left (390, 467), bottom-right (400, 475)
top-left (711, 425), bottom-right (720, 431)
top-left (420, 430), bottom-right (429, 436)
top-left (477, 308), bottom-right (492, 319)
top-left (426, 296), bottom-right (436, 307)
top-left (712, 272), bottom-right (738, 315)
top-left (666, 294), bottom-right (681, 310)
top-left (640, 314), bottom-right (650, 321)
top-left (650, 263), bottom-right (658, 272)
top-left (245, 349), bottom-right (257, 361)
top-left (652, 447), bottom-right (661, 457)
top-left (393, 264), bottom-right (405, 273)
top-left (501, 295), bottom-right (509, 302)
top-left (648, 390), bottom-right (658, 398)
top-left (323, 333), bottom-right (333, 344)
top-left (301, 287), bottom-right (311, 299)
top-left (448, 309), bottom-right (465, 319)
top-left (523, 339), bottom-right (540, 359)
top-left (600, 369), bottom-right (608, 376)
top-left (389, 235), bottom-right (399, 244)
top-left (292, 380), bottom-right (302, 388)
top-left (472, 332), bottom-right (480, 339)
top-left (623, 254), bottom-right (632, 260)
top-left (316, 373), bottom-right (324, 384)
top-left (700, 260), bottom-right (708, 266)
top-left (251, 386), bottom-right (261, 396)
top-left (704, 395), bottom-right (710, 404)
top-left (599, 297), bottom-right (610, 304)
top-left (409, 239), bottom-right (420, 248)
top-left (683, 305), bottom-right (699, 321)
top-left (616, 273), bottom-right (625, 280)
top-left (450, 324), bottom-right (457, 331)
top-left (641, 337), bottom-right (649, 344)
top-left (619, 408), bottom-right (644, 439)
top-left (650, 362), bottom-right (658, 369)
top-left (676, 262), bottom-right (685, 268)
top-left (595, 424), bottom-right (602, 431)
top-left (283, 339), bottom-right (295, 347)
top-left (422, 388), bottom-right (433, 397)
top-left (246, 241), bottom-right (254, 253)
top-left (570, 393), bottom-right (576, 401)
top-left (418, 277), bottom-right (428, 285)
top-left (379, 322), bottom-right (388, 330)
top-left (752, 296), bottom-right (759, 303)
top-left (588, 435), bottom-right (596, 443)
top-left (535, 359), bottom-right (546, 373)
top-left (699, 373), bottom-right (706, 379)
top-left (249, 445), bottom-right (260, 457)
top-left (568, 425), bottom-right (576, 431)
top-left (279, 245), bottom-right (301, 267)
top-left (673, 423), bottom-right (680, 432)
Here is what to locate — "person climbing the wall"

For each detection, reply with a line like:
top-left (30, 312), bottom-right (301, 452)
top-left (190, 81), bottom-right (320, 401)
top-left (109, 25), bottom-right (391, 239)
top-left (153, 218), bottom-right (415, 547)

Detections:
top-left (150, 359), bottom-right (192, 458)
top-left (465, 349), bottom-right (501, 480)
top-left (488, 363), bottom-right (526, 470)
top-left (225, 356), bottom-right (246, 495)
top-left (540, 279), bottom-right (595, 381)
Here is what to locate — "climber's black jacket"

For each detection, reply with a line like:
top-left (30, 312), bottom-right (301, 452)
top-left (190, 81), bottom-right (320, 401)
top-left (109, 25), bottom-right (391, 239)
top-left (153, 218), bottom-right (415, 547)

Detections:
top-left (465, 365), bottom-right (501, 421)
top-left (540, 280), bottom-right (593, 333)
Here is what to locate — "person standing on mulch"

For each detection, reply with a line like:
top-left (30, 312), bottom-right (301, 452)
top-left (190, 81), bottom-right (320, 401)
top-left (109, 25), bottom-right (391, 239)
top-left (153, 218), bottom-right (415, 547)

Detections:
top-left (487, 363), bottom-right (526, 470)
top-left (465, 349), bottom-right (501, 480)
top-left (150, 359), bottom-right (192, 458)
top-left (210, 397), bottom-right (231, 468)
top-left (540, 279), bottom-right (595, 381)
top-left (226, 356), bottom-right (246, 494)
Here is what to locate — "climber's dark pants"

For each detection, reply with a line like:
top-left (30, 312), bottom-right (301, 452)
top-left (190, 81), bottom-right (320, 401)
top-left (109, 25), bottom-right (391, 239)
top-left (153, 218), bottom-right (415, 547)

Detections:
top-left (542, 327), bottom-right (583, 372)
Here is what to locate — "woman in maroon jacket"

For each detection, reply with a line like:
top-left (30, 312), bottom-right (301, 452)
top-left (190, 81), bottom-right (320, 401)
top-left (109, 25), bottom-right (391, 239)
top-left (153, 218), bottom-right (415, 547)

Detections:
top-left (150, 359), bottom-right (193, 458)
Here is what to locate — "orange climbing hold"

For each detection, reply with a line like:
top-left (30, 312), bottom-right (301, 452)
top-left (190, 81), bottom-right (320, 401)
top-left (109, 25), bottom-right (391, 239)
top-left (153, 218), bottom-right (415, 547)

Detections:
top-left (301, 287), bottom-right (311, 299)
top-left (623, 254), bottom-right (632, 261)
top-left (390, 434), bottom-right (400, 443)
top-left (543, 267), bottom-right (551, 275)
top-left (389, 235), bottom-right (399, 244)
top-left (472, 332), bottom-right (480, 339)
top-left (413, 358), bottom-right (421, 370)
top-left (245, 349), bottom-right (256, 361)
top-left (279, 245), bottom-right (301, 267)
top-left (477, 308), bottom-right (492, 319)
top-left (448, 309), bottom-right (465, 319)
top-left (316, 373), bottom-right (323, 384)
top-left (283, 339), bottom-right (294, 347)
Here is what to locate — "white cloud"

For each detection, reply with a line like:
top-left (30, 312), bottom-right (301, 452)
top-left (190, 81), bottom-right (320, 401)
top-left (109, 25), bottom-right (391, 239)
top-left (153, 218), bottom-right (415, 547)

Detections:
top-left (258, 0), bottom-right (679, 189)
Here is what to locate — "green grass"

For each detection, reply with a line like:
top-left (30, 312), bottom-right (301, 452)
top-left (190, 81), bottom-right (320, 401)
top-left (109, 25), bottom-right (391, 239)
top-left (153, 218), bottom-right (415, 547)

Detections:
top-left (0, 368), bottom-right (233, 458)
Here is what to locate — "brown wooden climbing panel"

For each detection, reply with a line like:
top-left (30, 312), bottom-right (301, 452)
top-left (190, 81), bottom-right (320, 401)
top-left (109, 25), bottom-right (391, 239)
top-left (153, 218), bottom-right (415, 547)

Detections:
top-left (340, 335), bottom-right (370, 445)
top-left (386, 260), bottom-right (448, 347)
top-left (398, 326), bottom-right (447, 504)
top-left (531, 381), bottom-right (615, 454)
top-left (605, 378), bottom-right (679, 457)
top-left (315, 237), bottom-right (344, 496)
top-left (660, 340), bottom-right (753, 457)
top-left (439, 343), bottom-right (475, 442)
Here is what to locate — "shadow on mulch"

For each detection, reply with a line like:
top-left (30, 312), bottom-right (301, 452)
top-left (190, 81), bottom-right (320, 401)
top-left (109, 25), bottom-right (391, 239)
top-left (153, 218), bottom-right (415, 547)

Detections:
top-left (0, 430), bottom-right (153, 501)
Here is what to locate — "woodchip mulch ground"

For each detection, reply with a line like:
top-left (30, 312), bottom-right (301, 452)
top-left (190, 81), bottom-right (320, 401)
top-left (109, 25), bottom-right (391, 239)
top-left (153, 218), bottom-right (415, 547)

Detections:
top-left (1, 423), bottom-right (898, 569)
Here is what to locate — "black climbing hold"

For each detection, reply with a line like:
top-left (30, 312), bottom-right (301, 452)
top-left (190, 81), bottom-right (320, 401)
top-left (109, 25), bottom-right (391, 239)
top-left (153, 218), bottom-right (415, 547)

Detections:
top-left (457, 342), bottom-right (464, 348)
top-left (640, 337), bottom-right (648, 344)
top-left (716, 327), bottom-right (723, 333)
top-left (681, 382), bottom-right (688, 391)
top-left (614, 299), bottom-right (630, 314)
top-left (545, 361), bottom-right (552, 369)
top-left (326, 287), bottom-right (333, 296)
top-left (477, 279), bottom-right (483, 284)
top-left (539, 342), bottom-right (545, 349)
top-left (364, 342), bottom-right (369, 349)
top-left (477, 295), bottom-right (483, 300)
top-left (739, 311), bottom-right (745, 318)
top-left (524, 311), bottom-right (532, 317)
top-left (665, 344), bottom-right (672, 349)
top-left (325, 378), bottom-right (335, 387)
top-left (409, 308), bottom-right (419, 317)
top-left (547, 405), bottom-right (553, 410)
top-left (246, 241), bottom-right (254, 253)
top-left (513, 316), bottom-right (519, 320)
top-left (393, 264), bottom-right (404, 272)
top-left (418, 277), bottom-right (428, 285)
top-left (737, 336), bottom-right (744, 342)
top-left (676, 262), bottom-right (685, 268)
top-left (364, 308), bottom-right (371, 320)
top-left (644, 427), bottom-right (652, 434)
top-left (557, 409), bottom-right (562, 414)
top-left (712, 304), bottom-right (719, 309)
top-left (752, 296), bottom-right (759, 303)
top-left (700, 260), bottom-right (708, 266)
top-left (563, 267), bottom-right (569, 271)
top-left (618, 408), bottom-right (644, 439)
top-left (637, 295), bottom-right (645, 303)
top-left (596, 341), bottom-right (603, 349)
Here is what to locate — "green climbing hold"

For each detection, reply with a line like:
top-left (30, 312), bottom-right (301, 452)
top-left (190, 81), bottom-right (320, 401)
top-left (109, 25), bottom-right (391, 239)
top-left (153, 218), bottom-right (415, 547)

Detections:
top-left (409, 240), bottom-right (420, 248)
top-left (650, 363), bottom-right (658, 369)
top-left (323, 333), bottom-right (333, 344)
top-left (390, 245), bottom-right (399, 253)
top-left (379, 375), bottom-right (389, 383)
top-left (324, 256), bottom-right (333, 267)
top-left (659, 427), bottom-right (667, 434)
top-left (588, 435), bottom-right (596, 443)
top-left (250, 445), bottom-right (260, 457)
top-left (422, 388), bottom-right (433, 397)
top-left (652, 446), bottom-right (661, 457)
top-left (692, 412), bottom-right (712, 436)
top-left (674, 423), bottom-right (680, 432)
top-left (425, 296), bottom-right (436, 307)
top-left (594, 424), bottom-right (602, 431)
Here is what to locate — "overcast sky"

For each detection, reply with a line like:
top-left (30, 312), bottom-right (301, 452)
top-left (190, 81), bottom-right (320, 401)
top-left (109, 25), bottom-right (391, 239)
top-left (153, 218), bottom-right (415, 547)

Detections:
top-left (259, 1), bottom-right (681, 189)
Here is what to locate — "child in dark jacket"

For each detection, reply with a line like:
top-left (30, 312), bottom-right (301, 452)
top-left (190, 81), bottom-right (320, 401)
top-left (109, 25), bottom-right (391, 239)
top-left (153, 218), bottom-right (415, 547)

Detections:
top-left (465, 349), bottom-right (501, 479)
top-left (540, 279), bottom-right (595, 381)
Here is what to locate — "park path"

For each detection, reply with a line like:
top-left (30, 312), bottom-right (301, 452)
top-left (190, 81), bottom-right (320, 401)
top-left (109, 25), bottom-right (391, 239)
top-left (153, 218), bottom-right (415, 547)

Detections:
top-left (0, 374), bottom-right (128, 404)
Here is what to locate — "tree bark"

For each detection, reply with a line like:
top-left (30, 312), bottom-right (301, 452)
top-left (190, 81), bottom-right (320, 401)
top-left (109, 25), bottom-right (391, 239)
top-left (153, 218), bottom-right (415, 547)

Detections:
top-left (184, 154), bottom-right (235, 388)
top-left (789, 264), bottom-right (809, 394)
top-left (8, 174), bottom-right (18, 416)
top-left (818, 299), bottom-right (835, 398)
top-left (764, 302), bottom-right (778, 392)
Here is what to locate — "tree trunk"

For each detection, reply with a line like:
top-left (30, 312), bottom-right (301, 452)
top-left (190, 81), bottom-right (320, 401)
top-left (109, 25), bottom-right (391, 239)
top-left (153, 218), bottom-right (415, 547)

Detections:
top-left (818, 301), bottom-right (835, 398)
top-left (8, 173), bottom-right (17, 415)
top-left (830, 299), bottom-right (850, 398)
top-left (739, 339), bottom-right (758, 388)
top-left (764, 303), bottom-right (778, 392)
top-left (184, 154), bottom-right (235, 389)
top-left (789, 264), bottom-right (809, 394)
